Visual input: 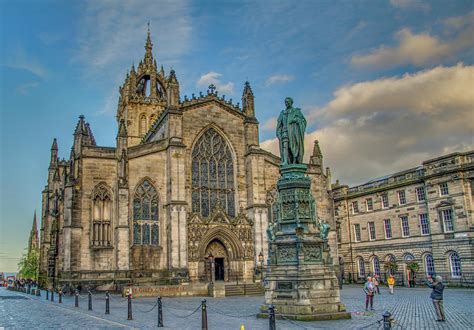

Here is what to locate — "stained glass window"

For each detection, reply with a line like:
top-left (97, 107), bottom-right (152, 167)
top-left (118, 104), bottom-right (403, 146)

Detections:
top-left (133, 179), bottom-right (159, 245)
top-left (151, 224), bottom-right (159, 245)
top-left (192, 128), bottom-right (235, 217)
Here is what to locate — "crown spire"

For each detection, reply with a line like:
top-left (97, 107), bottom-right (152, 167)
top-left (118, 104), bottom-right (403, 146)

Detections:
top-left (144, 22), bottom-right (153, 66)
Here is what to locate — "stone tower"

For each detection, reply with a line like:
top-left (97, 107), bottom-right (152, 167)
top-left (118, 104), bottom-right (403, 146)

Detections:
top-left (117, 26), bottom-right (179, 146)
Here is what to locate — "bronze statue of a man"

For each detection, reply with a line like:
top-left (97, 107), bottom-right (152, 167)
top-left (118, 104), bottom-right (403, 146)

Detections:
top-left (276, 97), bottom-right (307, 165)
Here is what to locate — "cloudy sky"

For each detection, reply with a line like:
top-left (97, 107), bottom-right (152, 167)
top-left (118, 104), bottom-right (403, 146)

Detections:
top-left (1, 0), bottom-right (473, 271)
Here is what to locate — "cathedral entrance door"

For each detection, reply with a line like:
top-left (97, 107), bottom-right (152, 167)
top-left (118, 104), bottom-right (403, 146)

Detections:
top-left (215, 258), bottom-right (224, 281)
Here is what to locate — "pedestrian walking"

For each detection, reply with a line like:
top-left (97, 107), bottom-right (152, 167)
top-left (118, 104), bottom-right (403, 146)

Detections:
top-left (373, 275), bottom-right (380, 294)
top-left (387, 274), bottom-right (395, 294)
top-left (363, 276), bottom-right (375, 311)
top-left (426, 275), bottom-right (446, 322)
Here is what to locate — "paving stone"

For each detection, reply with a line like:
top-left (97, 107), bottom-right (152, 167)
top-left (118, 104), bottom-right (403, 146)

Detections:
top-left (1, 285), bottom-right (472, 329)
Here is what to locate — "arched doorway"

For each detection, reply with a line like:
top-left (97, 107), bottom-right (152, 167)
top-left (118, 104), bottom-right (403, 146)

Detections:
top-left (205, 239), bottom-right (228, 281)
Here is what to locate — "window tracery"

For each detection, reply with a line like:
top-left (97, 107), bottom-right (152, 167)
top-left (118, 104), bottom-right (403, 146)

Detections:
top-left (91, 184), bottom-right (112, 247)
top-left (192, 128), bottom-right (235, 217)
top-left (133, 179), bottom-right (159, 245)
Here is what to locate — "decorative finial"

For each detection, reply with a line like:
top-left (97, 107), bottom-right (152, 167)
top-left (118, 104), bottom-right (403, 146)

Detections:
top-left (208, 84), bottom-right (216, 94)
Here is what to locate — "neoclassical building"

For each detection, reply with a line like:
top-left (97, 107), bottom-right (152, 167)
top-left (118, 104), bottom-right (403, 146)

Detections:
top-left (333, 151), bottom-right (474, 284)
top-left (38, 30), bottom-right (335, 288)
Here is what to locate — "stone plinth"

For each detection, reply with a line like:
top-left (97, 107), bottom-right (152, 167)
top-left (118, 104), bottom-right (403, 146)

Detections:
top-left (259, 164), bottom-right (350, 321)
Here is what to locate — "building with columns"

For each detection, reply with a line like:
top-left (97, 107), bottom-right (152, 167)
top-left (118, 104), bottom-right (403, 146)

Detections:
top-left (333, 151), bottom-right (474, 285)
top-left (38, 30), bottom-right (334, 288)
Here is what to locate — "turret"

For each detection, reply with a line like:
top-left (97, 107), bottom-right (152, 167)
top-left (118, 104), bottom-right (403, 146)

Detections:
top-left (73, 115), bottom-right (96, 155)
top-left (242, 81), bottom-right (259, 148)
top-left (50, 138), bottom-right (58, 168)
top-left (167, 69), bottom-right (180, 107)
top-left (117, 119), bottom-right (128, 151)
top-left (242, 81), bottom-right (255, 118)
top-left (310, 140), bottom-right (323, 167)
top-left (28, 210), bottom-right (39, 254)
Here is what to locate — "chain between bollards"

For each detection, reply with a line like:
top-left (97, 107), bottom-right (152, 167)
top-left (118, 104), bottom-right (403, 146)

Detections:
top-left (88, 290), bottom-right (93, 311)
top-left (268, 304), bottom-right (276, 330)
top-left (127, 292), bottom-right (133, 320)
top-left (59, 289), bottom-right (63, 304)
top-left (201, 299), bottom-right (208, 330)
top-left (157, 296), bottom-right (163, 327)
top-left (75, 290), bottom-right (79, 307)
top-left (105, 292), bottom-right (110, 315)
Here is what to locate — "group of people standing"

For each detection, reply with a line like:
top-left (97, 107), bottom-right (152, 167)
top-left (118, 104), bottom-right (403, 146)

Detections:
top-left (362, 274), bottom-right (446, 322)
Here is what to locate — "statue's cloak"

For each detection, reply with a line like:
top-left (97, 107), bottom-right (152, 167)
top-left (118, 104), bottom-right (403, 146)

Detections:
top-left (287, 107), bottom-right (306, 163)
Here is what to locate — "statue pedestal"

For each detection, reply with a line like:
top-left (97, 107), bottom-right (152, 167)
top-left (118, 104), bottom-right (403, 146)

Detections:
top-left (258, 164), bottom-right (350, 321)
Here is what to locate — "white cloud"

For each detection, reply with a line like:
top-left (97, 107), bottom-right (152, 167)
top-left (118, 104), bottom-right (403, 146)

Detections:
top-left (3, 47), bottom-right (49, 79)
top-left (265, 74), bottom-right (295, 86)
top-left (261, 117), bottom-right (277, 131)
top-left (16, 82), bottom-right (39, 95)
top-left (196, 71), bottom-right (235, 94)
top-left (352, 12), bottom-right (474, 69)
top-left (74, 0), bottom-right (192, 70)
top-left (262, 64), bottom-right (474, 186)
top-left (390, 0), bottom-right (431, 11)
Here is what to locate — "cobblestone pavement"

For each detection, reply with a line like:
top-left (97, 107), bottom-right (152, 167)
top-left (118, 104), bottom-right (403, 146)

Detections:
top-left (1, 285), bottom-right (472, 329)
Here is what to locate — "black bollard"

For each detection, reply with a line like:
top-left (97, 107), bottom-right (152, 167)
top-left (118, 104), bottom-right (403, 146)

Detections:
top-left (31, 288), bottom-right (35, 295)
top-left (127, 292), bottom-right (133, 320)
top-left (269, 305), bottom-right (276, 330)
top-left (59, 290), bottom-right (63, 304)
top-left (88, 290), bottom-right (92, 311)
top-left (75, 290), bottom-right (79, 307)
top-left (37, 288), bottom-right (41, 296)
top-left (201, 299), bottom-right (208, 330)
top-left (27, 285), bottom-right (30, 294)
top-left (46, 289), bottom-right (49, 300)
top-left (383, 311), bottom-right (392, 330)
top-left (157, 296), bottom-right (163, 327)
top-left (105, 292), bottom-right (110, 315)
top-left (51, 289), bottom-right (54, 302)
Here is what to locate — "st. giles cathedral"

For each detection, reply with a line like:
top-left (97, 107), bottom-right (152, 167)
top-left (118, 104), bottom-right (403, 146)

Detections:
top-left (38, 29), bottom-right (335, 288)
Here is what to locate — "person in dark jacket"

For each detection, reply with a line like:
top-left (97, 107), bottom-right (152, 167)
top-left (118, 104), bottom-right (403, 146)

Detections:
top-left (426, 275), bottom-right (446, 322)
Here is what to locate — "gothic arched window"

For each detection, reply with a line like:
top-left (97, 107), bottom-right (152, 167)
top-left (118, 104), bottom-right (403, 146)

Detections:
top-left (191, 128), bottom-right (235, 217)
top-left (91, 184), bottom-right (112, 247)
top-left (139, 114), bottom-right (147, 137)
top-left (133, 179), bottom-right (159, 245)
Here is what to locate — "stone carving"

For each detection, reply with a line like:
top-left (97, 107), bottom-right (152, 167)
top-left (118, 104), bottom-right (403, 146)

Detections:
top-left (318, 219), bottom-right (331, 240)
top-left (278, 245), bottom-right (297, 263)
top-left (276, 97), bottom-right (307, 165)
top-left (303, 244), bottom-right (322, 262)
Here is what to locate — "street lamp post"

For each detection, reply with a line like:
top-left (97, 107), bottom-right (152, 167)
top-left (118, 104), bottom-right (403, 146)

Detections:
top-left (208, 253), bottom-right (214, 284)
top-left (259, 251), bottom-right (264, 282)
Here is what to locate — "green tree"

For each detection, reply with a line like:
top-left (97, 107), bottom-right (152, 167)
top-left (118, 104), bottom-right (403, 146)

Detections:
top-left (17, 248), bottom-right (39, 279)
top-left (407, 262), bottom-right (420, 273)
top-left (384, 261), bottom-right (398, 275)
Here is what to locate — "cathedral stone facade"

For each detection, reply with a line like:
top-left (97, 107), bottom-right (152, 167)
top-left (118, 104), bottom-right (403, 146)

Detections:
top-left (38, 30), bottom-right (334, 288)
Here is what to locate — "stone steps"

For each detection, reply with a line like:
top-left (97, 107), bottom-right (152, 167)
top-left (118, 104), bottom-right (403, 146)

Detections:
top-left (225, 283), bottom-right (264, 296)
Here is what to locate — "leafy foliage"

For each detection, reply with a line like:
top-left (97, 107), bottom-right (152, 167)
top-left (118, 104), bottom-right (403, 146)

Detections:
top-left (17, 248), bottom-right (39, 279)
top-left (407, 261), bottom-right (420, 272)
top-left (383, 261), bottom-right (398, 273)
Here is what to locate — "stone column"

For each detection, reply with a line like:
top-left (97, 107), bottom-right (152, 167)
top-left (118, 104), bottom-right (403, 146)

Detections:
top-left (115, 188), bottom-right (129, 271)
